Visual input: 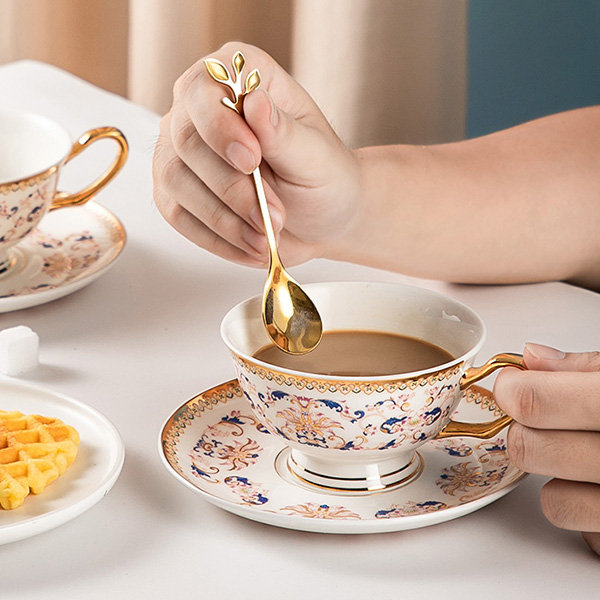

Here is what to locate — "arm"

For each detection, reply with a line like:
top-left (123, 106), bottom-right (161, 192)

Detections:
top-left (153, 43), bottom-right (600, 290)
top-left (330, 107), bottom-right (600, 290)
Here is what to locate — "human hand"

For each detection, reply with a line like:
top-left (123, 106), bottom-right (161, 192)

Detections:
top-left (153, 42), bottom-right (360, 267)
top-left (494, 342), bottom-right (600, 555)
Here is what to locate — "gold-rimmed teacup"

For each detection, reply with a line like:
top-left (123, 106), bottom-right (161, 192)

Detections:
top-left (221, 281), bottom-right (525, 495)
top-left (0, 108), bottom-right (128, 276)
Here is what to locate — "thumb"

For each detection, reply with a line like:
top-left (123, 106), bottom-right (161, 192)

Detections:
top-left (243, 89), bottom-right (342, 187)
top-left (524, 342), bottom-right (600, 372)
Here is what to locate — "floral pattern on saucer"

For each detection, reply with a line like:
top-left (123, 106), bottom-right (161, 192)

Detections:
top-left (160, 380), bottom-right (525, 534)
top-left (0, 202), bottom-right (125, 312)
top-left (281, 503), bottom-right (361, 520)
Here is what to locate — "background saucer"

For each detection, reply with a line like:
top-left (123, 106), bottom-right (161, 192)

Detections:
top-left (0, 201), bottom-right (125, 312)
top-left (160, 380), bottom-right (525, 534)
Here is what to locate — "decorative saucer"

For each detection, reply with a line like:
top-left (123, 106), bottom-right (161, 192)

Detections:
top-left (159, 380), bottom-right (525, 534)
top-left (0, 201), bottom-right (125, 312)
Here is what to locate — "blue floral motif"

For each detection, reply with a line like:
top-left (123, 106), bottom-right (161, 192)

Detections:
top-left (423, 406), bottom-right (441, 425)
top-left (380, 416), bottom-right (407, 434)
top-left (375, 500), bottom-right (449, 518)
top-left (315, 399), bottom-right (344, 413)
top-left (246, 381), bottom-right (461, 452)
top-left (438, 441), bottom-right (473, 457)
top-left (224, 475), bottom-right (269, 505)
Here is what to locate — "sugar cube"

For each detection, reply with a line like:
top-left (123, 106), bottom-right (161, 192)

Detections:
top-left (0, 326), bottom-right (39, 376)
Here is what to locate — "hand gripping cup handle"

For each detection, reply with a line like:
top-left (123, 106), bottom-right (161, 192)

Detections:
top-left (437, 353), bottom-right (525, 440)
top-left (51, 127), bottom-right (128, 210)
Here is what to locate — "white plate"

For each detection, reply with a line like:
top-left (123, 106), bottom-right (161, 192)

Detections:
top-left (0, 377), bottom-right (124, 544)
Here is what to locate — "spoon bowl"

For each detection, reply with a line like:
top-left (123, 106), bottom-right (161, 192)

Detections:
top-left (263, 264), bottom-right (323, 354)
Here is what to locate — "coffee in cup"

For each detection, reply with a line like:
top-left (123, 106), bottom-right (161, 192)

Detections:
top-left (253, 330), bottom-right (454, 376)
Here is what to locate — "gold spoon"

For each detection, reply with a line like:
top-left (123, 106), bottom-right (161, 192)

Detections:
top-left (205, 51), bottom-right (322, 354)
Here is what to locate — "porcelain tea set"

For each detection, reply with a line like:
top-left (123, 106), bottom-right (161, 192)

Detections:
top-left (1, 51), bottom-right (527, 534)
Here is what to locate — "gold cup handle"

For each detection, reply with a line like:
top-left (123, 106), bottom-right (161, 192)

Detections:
top-left (50, 127), bottom-right (128, 210)
top-left (436, 353), bottom-right (525, 440)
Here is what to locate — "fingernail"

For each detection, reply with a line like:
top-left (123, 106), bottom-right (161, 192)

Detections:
top-left (269, 208), bottom-right (283, 233)
top-left (249, 205), bottom-right (265, 232)
top-left (249, 204), bottom-right (283, 233)
top-left (242, 226), bottom-right (268, 257)
top-left (225, 142), bottom-right (256, 174)
top-left (525, 342), bottom-right (566, 360)
top-left (265, 91), bottom-right (278, 127)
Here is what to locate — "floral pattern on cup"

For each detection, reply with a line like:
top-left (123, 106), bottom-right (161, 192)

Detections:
top-left (0, 181), bottom-right (54, 249)
top-left (237, 372), bottom-right (458, 452)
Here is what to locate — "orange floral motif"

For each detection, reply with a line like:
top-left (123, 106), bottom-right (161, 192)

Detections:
top-left (1, 228), bottom-right (105, 298)
top-left (281, 502), bottom-right (361, 520)
top-left (376, 500), bottom-right (449, 518)
top-left (216, 439), bottom-right (262, 470)
top-left (42, 252), bottom-right (71, 278)
top-left (277, 398), bottom-right (344, 447)
top-left (437, 462), bottom-right (483, 496)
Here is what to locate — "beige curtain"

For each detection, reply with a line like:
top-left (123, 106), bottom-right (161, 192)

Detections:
top-left (0, 0), bottom-right (466, 146)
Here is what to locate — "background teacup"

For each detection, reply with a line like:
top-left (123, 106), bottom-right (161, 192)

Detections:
top-left (0, 108), bottom-right (127, 276)
top-left (221, 281), bottom-right (525, 494)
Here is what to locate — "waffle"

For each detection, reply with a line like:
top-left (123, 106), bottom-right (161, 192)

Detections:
top-left (0, 410), bottom-right (80, 510)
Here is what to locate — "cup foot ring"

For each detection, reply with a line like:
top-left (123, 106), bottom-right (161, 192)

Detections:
top-left (0, 249), bottom-right (25, 281)
top-left (274, 448), bottom-right (424, 497)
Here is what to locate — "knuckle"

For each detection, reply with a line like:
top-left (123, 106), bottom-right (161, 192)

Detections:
top-left (586, 351), bottom-right (600, 372)
top-left (219, 175), bottom-right (251, 210)
top-left (159, 112), bottom-right (171, 136)
top-left (507, 423), bottom-right (529, 470)
top-left (159, 155), bottom-right (185, 191)
top-left (202, 226), bottom-right (222, 256)
top-left (540, 481), bottom-right (572, 529)
top-left (154, 190), bottom-right (179, 226)
top-left (173, 62), bottom-right (202, 99)
top-left (153, 186), bottom-right (166, 212)
top-left (151, 141), bottom-right (164, 183)
top-left (205, 201), bottom-right (229, 233)
top-left (495, 371), bottom-right (538, 425)
top-left (512, 379), bottom-right (537, 424)
top-left (171, 118), bottom-right (198, 157)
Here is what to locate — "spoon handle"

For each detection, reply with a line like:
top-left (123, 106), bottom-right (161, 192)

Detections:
top-left (203, 54), bottom-right (279, 266)
top-left (251, 167), bottom-right (279, 265)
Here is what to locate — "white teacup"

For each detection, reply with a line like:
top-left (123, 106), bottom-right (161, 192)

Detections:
top-left (221, 282), bottom-right (525, 494)
top-left (0, 108), bottom-right (127, 276)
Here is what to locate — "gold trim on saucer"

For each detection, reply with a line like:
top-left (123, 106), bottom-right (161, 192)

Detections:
top-left (161, 380), bottom-right (242, 478)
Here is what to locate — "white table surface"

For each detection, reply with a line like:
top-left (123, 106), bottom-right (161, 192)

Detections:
top-left (1, 61), bottom-right (599, 599)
